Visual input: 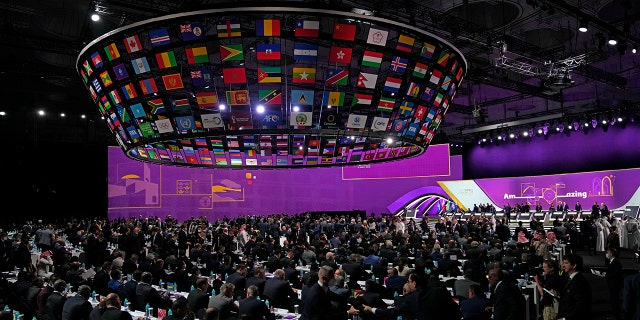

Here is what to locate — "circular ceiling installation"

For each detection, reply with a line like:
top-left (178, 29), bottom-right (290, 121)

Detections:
top-left (77, 5), bottom-right (466, 169)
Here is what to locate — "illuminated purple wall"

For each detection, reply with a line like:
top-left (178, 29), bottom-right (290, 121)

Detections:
top-left (465, 124), bottom-right (640, 178)
top-left (108, 144), bottom-right (462, 221)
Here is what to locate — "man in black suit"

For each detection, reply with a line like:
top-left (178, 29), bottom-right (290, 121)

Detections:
top-left (605, 248), bottom-right (623, 320)
top-left (460, 284), bottom-right (491, 320)
top-left (263, 269), bottom-right (297, 310)
top-left (556, 253), bottom-right (592, 320)
top-left (246, 267), bottom-right (267, 297)
top-left (487, 267), bottom-right (526, 320)
top-left (225, 263), bottom-right (248, 297)
top-left (383, 268), bottom-right (407, 299)
top-left (135, 271), bottom-right (171, 312)
top-left (187, 277), bottom-right (210, 317)
top-left (623, 270), bottom-right (640, 320)
top-left (301, 266), bottom-right (354, 320)
top-left (45, 279), bottom-right (68, 320)
top-left (61, 284), bottom-right (92, 320)
top-left (239, 285), bottom-right (275, 320)
top-left (363, 271), bottom-right (460, 320)
top-left (340, 253), bottom-right (367, 282)
top-left (89, 293), bottom-right (133, 320)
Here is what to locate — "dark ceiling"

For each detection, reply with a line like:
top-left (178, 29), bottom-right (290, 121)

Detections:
top-left (1, 0), bottom-right (640, 149)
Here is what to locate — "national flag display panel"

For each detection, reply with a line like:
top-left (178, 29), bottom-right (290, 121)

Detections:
top-left (77, 8), bottom-right (465, 167)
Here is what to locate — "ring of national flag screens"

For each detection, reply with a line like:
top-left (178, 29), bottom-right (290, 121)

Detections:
top-left (79, 9), bottom-right (464, 167)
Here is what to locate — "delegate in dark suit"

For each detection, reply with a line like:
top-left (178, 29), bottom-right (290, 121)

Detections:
top-left (61, 289), bottom-right (93, 320)
top-left (606, 252), bottom-right (624, 320)
top-left (263, 272), bottom-right (297, 309)
top-left (623, 272), bottom-right (640, 320)
top-left (187, 288), bottom-right (210, 316)
top-left (238, 296), bottom-right (275, 320)
top-left (557, 272), bottom-right (592, 320)
top-left (301, 282), bottom-right (344, 320)
top-left (460, 296), bottom-right (491, 320)
top-left (46, 283), bottom-right (68, 320)
top-left (491, 281), bottom-right (526, 320)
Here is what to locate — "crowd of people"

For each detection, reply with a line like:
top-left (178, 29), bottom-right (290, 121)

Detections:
top-left (0, 210), bottom-right (637, 320)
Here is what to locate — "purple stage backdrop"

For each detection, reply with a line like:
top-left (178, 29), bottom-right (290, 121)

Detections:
top-left (108, 144), bottom-right (462, 221)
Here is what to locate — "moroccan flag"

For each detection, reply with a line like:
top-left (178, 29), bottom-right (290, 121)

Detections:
top-left (357, 72), bottom-right (378, 89)
top-left (295, 19), bottom-right (319, 37)
top-left (352, 93), bottom-right (373, 106)
top-left (222, 67), bottom-right (246, 84)
top-left (220, 44), bottom-right (244, 61)
top-left (121, 83), bottom-right (137, 100)
top-left (217, 19), bottom-right (241, 38)
top-left (196, 92), bottom-right (218, 108)
top-left (123, 35), bottom-right (142, 53)
top-left (256, 19), bottom-right (280, 36)
top-left (104, 43), bottom-right (120, 61)
top-left (322, 91), bottom-right (345, 107)
top-left (396, 34), bottom-right (415, 52)
top-left (185, 47), bottom-right (209, 64)
top-left (257, 66), bottom-right (281, 83)
top-left (325, 69), bottom-right (348, 86)
top-left (138, 78), bottom-right (158, 95)
top-left (378, 97), bottom-right (395, 112)
top-left (329, 46), bottom-right (352, 64)
top-left (155, 51), bottom-right (177, 68)
top-left (362, 50), bottom-right (382, 68)
top-left (292, 67), bottom-right (315, 84)
top-left (258, 89), bottom-right (282, 105)
top-left (257, 44), bottom-right (281, 60)
top-left (162, 73), bottom-right (184, 90)
top-left (226, 90), bottom-right (250, 105)
top-left (333, 22), bottom-right (356, 41)
top-left (413, 62), bottom-right (428, 78)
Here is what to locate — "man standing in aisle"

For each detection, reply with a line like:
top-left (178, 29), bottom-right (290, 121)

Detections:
top-left (556, 254), bottom-right (592, 320)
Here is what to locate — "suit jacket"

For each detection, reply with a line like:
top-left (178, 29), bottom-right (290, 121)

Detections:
top-left (557, 272), bottom-right (592, 320)
top-left (341, 262), bottom-right (367, 281)
top-left (226, 271), bottom-right (247, 292)
top-left (89, 306), bottom-right (133, 320)
top-left (460, 296), bottom-right (491, 320)
top-left (491, 282), bottom-right (526, 320)
top-left (238, 296), bottom-right (275, 320)
top-left (61, 295), bottom-right (93, 320)
top-left (135, 282), bottom-right (171, 311)
top-left (246, 277), bottom-right (266, 297)
top-left (46, 292), bottom-right (67, 320)
top-left (301, 283), bottom-right (344, 320)
top-left (187, 289), bottom-right (210, 315)
top-left (623, 273), bottom-right (640, 320)
top-left (384, 275), bottom-right (408, 298)
top-left (263, 278), bottom-right (297, 309)
top-left (606, 258), bottom-right (624, 296)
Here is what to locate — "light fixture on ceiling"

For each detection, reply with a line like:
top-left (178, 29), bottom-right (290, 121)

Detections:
top-left (578, 18), bottom-right (588, 33)
top-left (633, 44), bottom-right (638, 54)
top-left (91, 14), bottom-right (100, 22)
top-left (608, 34), bottom-right (618, 46)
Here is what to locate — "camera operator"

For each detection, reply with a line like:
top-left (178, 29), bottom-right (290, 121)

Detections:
top-left (532, 260), bottom-right (561, 320)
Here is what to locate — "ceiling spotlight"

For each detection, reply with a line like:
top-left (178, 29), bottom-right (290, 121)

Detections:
top-left (522, 130), bottom-right (529, 137)
top-left (293, 106), bottom-right (300, 112)
top-left (633, 44), bottom-right (638, 54)
top-left (219, 104), bottom-right (226, 110)
top-left (91, 14), bottom-right (100, 22)
top-left (608, 34), bottom-right (618, 46)
top-left (256, 105), bottom-right (265, 113)
top-left (578, 18), bottom-right (588, 33)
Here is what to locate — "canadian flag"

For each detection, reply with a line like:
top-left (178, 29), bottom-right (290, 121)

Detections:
top-left (124, 35), bottom-right (142, 53)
